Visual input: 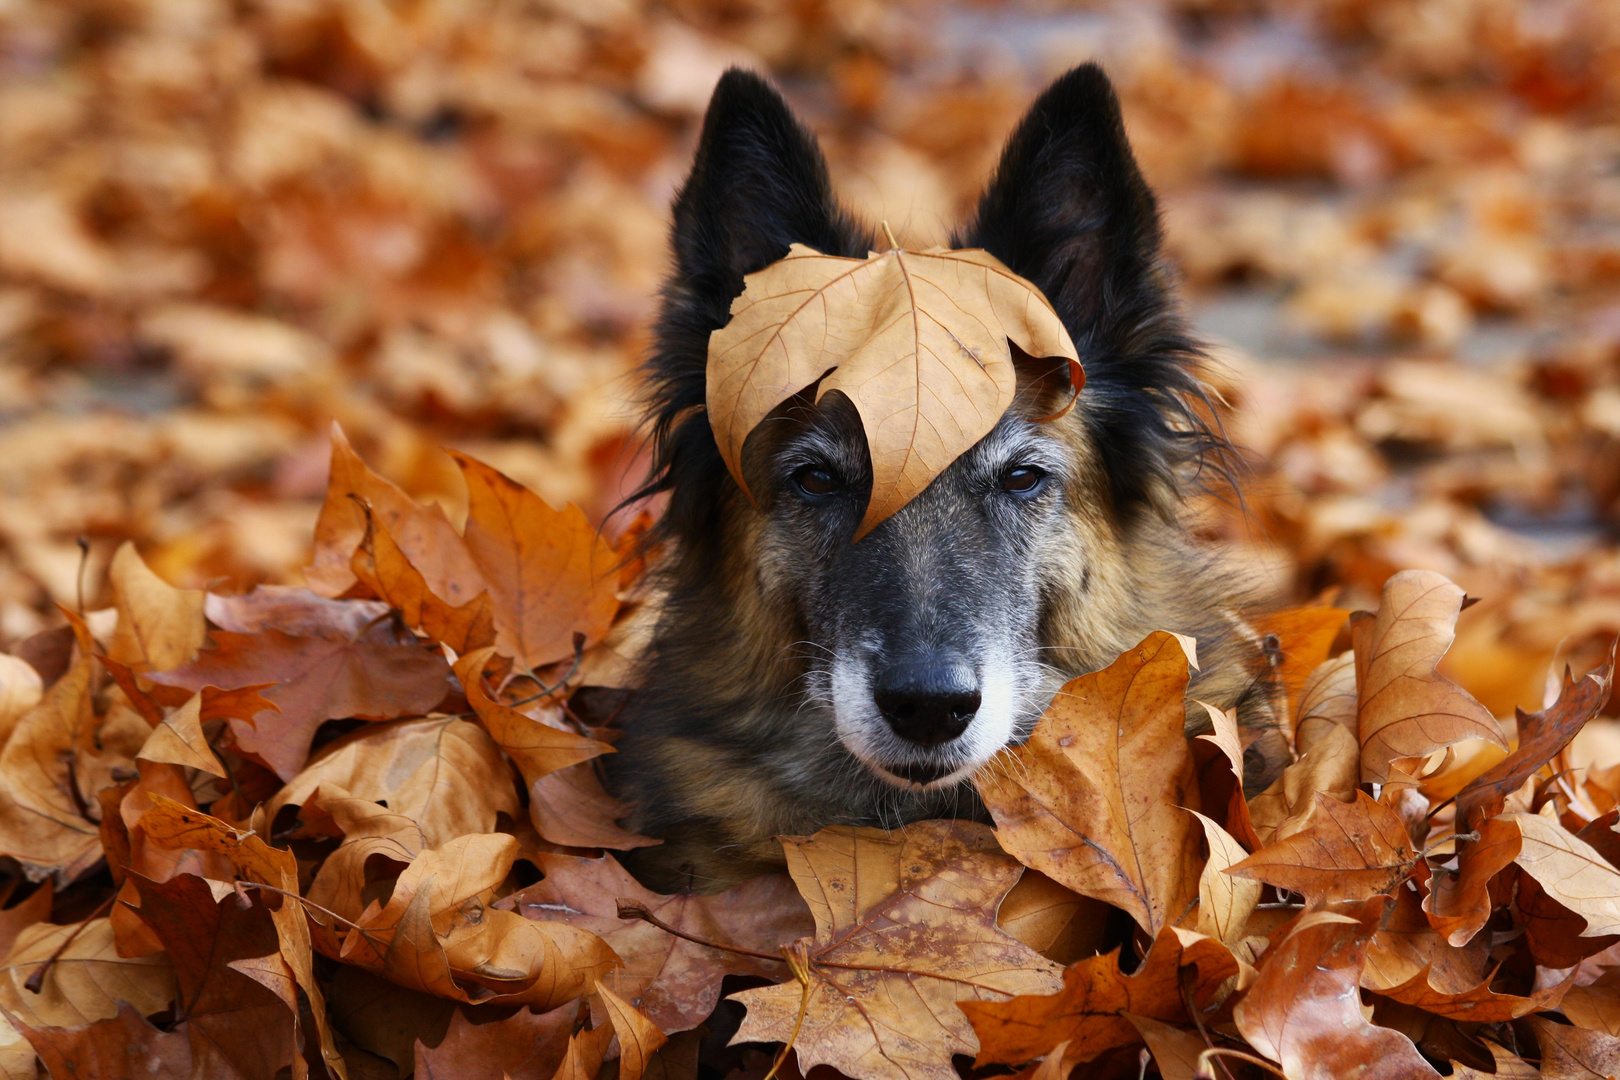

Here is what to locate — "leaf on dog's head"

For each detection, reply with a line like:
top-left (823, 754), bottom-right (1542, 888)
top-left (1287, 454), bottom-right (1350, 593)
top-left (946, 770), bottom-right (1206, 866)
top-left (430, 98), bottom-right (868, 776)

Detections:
top-left (706, 243), bottom-right (1081, 537)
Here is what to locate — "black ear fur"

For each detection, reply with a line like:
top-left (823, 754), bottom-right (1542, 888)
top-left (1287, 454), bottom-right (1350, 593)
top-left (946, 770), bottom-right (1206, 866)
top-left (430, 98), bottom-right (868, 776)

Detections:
top-left (636, 68), bottom-right (870, 552)
top-left (961, 63), bottom-right (1226, 518)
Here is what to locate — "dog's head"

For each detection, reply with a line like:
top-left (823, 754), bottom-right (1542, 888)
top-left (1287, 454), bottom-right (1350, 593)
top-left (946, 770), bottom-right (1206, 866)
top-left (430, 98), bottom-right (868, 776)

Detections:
top-left (638, 66), bottom-right (1219, 790)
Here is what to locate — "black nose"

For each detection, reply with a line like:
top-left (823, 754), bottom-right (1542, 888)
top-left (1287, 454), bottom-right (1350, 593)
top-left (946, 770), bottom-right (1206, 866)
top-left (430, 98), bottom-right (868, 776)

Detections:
top-left (873, 656), bottom-right (980, 747)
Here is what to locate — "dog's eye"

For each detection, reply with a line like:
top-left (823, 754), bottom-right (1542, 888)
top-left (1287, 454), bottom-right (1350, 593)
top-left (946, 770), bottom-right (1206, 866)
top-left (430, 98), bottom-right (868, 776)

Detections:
top-left (793, 465), bottom-right (840, 497)
top-left (1000, 466), bottom-right (1046, 495)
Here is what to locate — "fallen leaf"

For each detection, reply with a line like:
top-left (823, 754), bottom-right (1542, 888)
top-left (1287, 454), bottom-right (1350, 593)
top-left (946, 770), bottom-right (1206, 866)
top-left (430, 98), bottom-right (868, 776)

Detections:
top-left (553, 1021), bottom-right (614, 1080)
top-left (1445, 1040), bottom-right (1541, 1079)
top-left (1250, 606), bottom-right (1350, 726)
top-left (306, 423), bottom-right (485, 603)
top-left (9, 1000), bottom-right (191, 1080)
top-left (1506, 809), bottom-right (1620, 938)
top-left (501, 851), bottom-right (810, 1033)
top-left (1422, 814), bottom-right (1521, 947)
top-left (964, 926), bottom-right (1237, 1067)
top-left (1122, 1013), bottom-right (1207, 1080)
top-left (1191, 702), bottom-right (1261, 850)
top-left (1520, 870), bottom-right (1620, 968)
top-left (1352, 570), bottom-right (1506, 783)
top-left (151, 618), bottom-right (452, 780)
top-left (598, 983), bottom-right (668, 1080)
top-left (1376, 963), bottom-right (1573, 1021)
top-left (451, 451), bottom-right (619, 669)
top-left (107, 542), bottom-right (205, 674)
top-left (1296, 651), bottom-right (1357, 738)
top-left (976, 631), bottom-right (1202, 935)
top-left (1191, 811), bottom-right (1260, 944)
top-left (350, 502), bottom-right (496, 655)
top-left (412, 1001), bottom-right (579, 1080)
top-left (1562, 967), bottom-right (1620, 1036)
top-left (0, 883), bottom-right (51, 959)
top-left (729, 821), bottom-right (1063, 1080)
top-left (1228, 790), bottom-right (1421, 904)
top-left (995, 869), bottom-right (1112, 966)
top-left (1232, 899), bottom-right (1441, 1080)
top-left (1528, 1016), bottom-right (1620, 1080)
top-left (1454, 640), bottom-right (1616, 829)
top-left (0, 918), bottom-right (174, 1028)
top-left (136, 695), bottom-right (227, 777)
top-left (528, 762), bottom-right (658, 851)
top-left (454, 648), bottom-right (611, 787)
top-left (706, 243), bottom-right (1080, 535)
top-left (0, 654), bottom-right (43, 749)
top-left (1247, 719), bottom-right (1359, 848)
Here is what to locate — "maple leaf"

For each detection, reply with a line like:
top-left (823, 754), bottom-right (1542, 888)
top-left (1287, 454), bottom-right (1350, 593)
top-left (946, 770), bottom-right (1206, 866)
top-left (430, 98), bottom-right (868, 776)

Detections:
top-left (501, 851), bottom-right (810, 1033)
top-left (1191, 701), bottom-right (1262, 851)
top-left (975, 630), bottom-right (1202, 935)
top-left (1506, 809), bottom-right (1620, 938)
top-left (963, 926), bottom-right (1238, 1067)
top-left (729, 821), bottom-right (1063, 1080)
top-left (1351, 570), bottom-right (1506, 783)
top-left (306, 423), bottom-right (486, 604)
top-left (706, 243), bottom-right (1081, 536)
top-left (7, 1000), bottom-right (192, 1080)
top-left (451, 451), bottom-right (619, 669)
top-left (1228, 790), bottom-right (1422, 904)
top-left (1421, 814), bottom-right (1521, 946)
top-left (1453, 639), bottom-right (1616, 829)
top-left (1232, 899), bottom-right (1441, 1080)
top-left (413, 1000), bottom-right (580, 1080)
top-left (150, 605), bottom-right (452, 781)
top-left (137, 693), bottom-right (228, 777)
top-left (351, 501), bottom-right (497, 654)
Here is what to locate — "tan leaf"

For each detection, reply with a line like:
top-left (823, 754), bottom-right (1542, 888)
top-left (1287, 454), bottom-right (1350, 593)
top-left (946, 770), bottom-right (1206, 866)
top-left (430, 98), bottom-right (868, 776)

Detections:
top-left (0, 654), bottom-right (43, 748)
top-left (995, 870), bottom-right (1112, 966)
top-left (136, 695), bottom-right (226, 777)
top-left (107, 542), bottom-right (205, 674)
top-left (528, 762), bottom-right (658, 851)
top-left (0, 918), bottom-right (174, 1029)
top-left (1562, 967), bottom-right (1620, 1036)
top-left (1250, 606), bottom-right (1350, 727)
top-left (1247, 720), bottom-right (1359, 848)
top-left (351, 504), bottom-right (496, 655)
top-left (976, 631), bottom-right (1202, 935)
top-left (706, 243), bottom-right (1080, 535)
top-left (1191, 701), bottom-right (1261, 851)
top-left (729, 821), bottom-right (1063, 1080)
top-left (1122, 1014), bottom-right (1207, 1080)
top-left (1232, 899), bottom-right (1441, 1080)
top-left (964, 926), bottom-right (1237, 1067)
top-left (597, 983), bottom-right (668, 1080)
top-left (1191, 811), bottom-right (1260, 945)
top-left (453, 648), bottom-right (611, 788)
top-left (451, 451), bottom-right (619, 668)
top-left (1507, 809), bottom-right (1620, 938)
top-left (1363, 884), bottom-right (1490, 994)
top-left (1228, 790), bottom-right (1421, 904)
top-left (1352, 570), bottom-right (1505, 783)
top-left (501, 852), bottom-right (809, 1034)
top-left (1528, 1016), bottom-right (1620, 1080)
top-left (1296, 651), bottom-right (1357, 737)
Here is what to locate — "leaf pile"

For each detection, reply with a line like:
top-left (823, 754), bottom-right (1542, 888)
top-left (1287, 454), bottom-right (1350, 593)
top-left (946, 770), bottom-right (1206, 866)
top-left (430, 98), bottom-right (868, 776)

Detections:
top-left (3, 433), bottom-right (1620, 1080)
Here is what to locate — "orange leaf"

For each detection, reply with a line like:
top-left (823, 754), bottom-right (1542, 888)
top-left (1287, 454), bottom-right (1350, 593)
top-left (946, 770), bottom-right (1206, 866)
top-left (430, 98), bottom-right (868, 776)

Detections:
top-left (597, 982), bottom-right (668, 1080)
top-left (1422, 814), bottom-right (1521, 947)
top-left (351, 502), bottom-right (497, 654)
top-left (1228, 790), bottom-right (1422, 904)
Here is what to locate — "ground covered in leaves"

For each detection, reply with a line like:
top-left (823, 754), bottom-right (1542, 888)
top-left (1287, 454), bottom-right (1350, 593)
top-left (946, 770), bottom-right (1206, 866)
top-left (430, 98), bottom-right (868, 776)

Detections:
top-left (6, 0), bottom-right (1620, 1078)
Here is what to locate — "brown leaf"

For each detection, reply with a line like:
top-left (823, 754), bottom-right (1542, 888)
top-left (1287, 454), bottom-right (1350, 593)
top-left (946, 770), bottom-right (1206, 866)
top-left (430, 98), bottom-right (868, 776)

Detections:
top-left (1520, 870), bottom-right (1620, 968)
top-left (1250, 606), bottom-right (1350, 725)
top-left (1529, 1016), bottom-right (1620, 1080)
top-left (729, 821), bottom-right (1063, 1080)
top-left (1232, 899), bottom-right (1441, 1080)
top-left (107, 542), bottom-right (205, 674)
top-left (1507, 809), bottom-right (1620, 938)
top-left (412, 1001), bottom-right (579, 1080)
top-left (995, 870), bottom-right (1113, 967)
top-left (1376, 963), bottom-right (1573, 1021)
top-left (306, 423), bottom-right (485, 603)
top-left (0, 918), bottom-right (174, 1028)
top-left (1191, 811), bottom-right (1261, 945)
top-left (136, 694), bottom-right (226, 777)
top-left (454, 648), bottom-right (611, 788)
top-left (1364, 884), bottom-right (1489, 994)
top-left (9, 1000), bottom-right (191, 1080)
top-left (0, 883), bottom-right (51, 960)
top-left (598, 983), bottom-right (668, 1080)
top-left (350, 501), bottom-right (496, 655)
top-left (451, 451), bottom-right (619, 669)
top-left (129, 872), bottom-right (298, 1080)
top-left (707, 243), bottom-right (1080, 535)
top-left (1247, 719), bottom-right (1359, 848)
top-left (1562, 967), bottom-right (1620, 1036)
top-left (1421, 814), bottom-right (1521, 947)
top-left (269, 715), bottom-right (519, 848)
top-left (1444, 1040), bottom-right (1540, 1079)
top-left (1454, 640), bottom-right (1616, 829)
top-left (975, 631), bottom-right (1202, 935)
top-left (0, 653), bottom-right (43, 748)
top-left (553, 1022), bottom-right (614, 1080)
top-left (1191, 701), bottom-right (1262, 851)
top-left (1352, 570), bottom-right (1506, 783)
top-left (964, 926), bottom-right (1237, 1067)
top-left (528, 762), bottom-right (658, 851)
top-left (1228, 790), bottom-right (1421, 904)
top-left (1122, 1014), bottom-right (1207, 1080)
top-left (501, 852), bottom-right (809, 1033)
top-left (151, 616), bottom-right (452, 780)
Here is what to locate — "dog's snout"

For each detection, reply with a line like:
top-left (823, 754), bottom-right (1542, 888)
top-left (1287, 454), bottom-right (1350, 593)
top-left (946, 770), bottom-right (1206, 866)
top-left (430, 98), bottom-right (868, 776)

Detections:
top-left (873, 655), bottom-right (980, 747)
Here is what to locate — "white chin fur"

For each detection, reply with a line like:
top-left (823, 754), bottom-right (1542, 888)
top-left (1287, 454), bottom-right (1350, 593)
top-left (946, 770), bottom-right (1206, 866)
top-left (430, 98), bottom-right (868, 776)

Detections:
top-left (829, 650), bottom-right (1019, 790)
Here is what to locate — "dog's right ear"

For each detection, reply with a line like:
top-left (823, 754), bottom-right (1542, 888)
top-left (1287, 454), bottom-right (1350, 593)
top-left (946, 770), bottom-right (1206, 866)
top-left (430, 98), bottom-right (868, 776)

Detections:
top-left (668, 69), bottom-right (858, 318)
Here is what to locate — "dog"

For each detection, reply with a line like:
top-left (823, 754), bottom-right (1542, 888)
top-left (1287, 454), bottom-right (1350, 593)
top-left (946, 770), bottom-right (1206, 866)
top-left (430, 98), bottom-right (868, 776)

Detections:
top-left (609, 64), bottom-right (1288, 893)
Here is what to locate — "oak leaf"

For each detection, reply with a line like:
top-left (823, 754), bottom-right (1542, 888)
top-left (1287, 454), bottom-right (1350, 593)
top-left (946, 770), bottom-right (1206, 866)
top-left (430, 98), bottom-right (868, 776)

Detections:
top-left (501, 852), bottom-right (810, 1033)
top-left (151, 614), bottom-right (452, 781)
top-left (1227, 790), bottom-right (1421, 904)
top-left (451, 451), bottom-right (619, 669)
top-left (1352, 570), bottom-right (1505, 783)
top-left (1454, 640), bottom-right (1615, 829)
top-left (976, 631), bottom-right (1202, 935)
top-left (1506, 809), bottom-right (1620, 938)
top-left (729, 821), bottom-right (1063, 1080)
top-left (1232, 899), bottom-right (1441, 1080)
top-left (964, 926), bottom-right (1237, 1067)
top-left (706, 243), bottom-right (1080, 536)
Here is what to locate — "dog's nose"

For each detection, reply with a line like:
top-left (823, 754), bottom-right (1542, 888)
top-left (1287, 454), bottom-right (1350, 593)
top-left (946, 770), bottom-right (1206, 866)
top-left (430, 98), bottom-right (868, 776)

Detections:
top-left (873, 656), bottom-right (980, 747)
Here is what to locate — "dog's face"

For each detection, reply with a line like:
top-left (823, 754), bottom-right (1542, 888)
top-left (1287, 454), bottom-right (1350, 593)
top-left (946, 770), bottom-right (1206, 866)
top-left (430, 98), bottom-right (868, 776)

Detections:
top-left (746, 388), bottom-right (1079, 789)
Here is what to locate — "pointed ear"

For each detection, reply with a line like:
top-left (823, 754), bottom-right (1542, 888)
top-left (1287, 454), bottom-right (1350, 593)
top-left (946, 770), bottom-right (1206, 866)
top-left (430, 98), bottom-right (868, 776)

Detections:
top-left (669, 68), bottom-right (861, 311)
top-left (962, 63), bottom-right (1168, 356)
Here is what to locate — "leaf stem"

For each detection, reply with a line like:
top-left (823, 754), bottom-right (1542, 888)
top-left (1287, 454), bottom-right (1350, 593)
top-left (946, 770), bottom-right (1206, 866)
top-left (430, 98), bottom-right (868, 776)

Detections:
top-left (504, 633), bottom-right (587, 709)
top-left (761, 943), bottom-right (812, 1080)
top-left (881, 220), bottom-right (898, 250)
top-left (616, 900), bottom-right (782, 961)
top-left (1196, 1049), bottom-right (1288, 1080)
top-left (1179, 967), bottom-right (1235, 1080)
top-left (234, 881), bottom-right (379, 943)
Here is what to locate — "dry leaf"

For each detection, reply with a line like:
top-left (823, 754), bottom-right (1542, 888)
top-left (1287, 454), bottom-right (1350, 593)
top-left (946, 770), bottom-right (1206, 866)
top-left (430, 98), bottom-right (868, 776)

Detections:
top-left (1352, 570), bottom-right (1506, 783)
top-left (1228, 790), bottom-right (1421, 904)
top-left (1247, 720), bottom-right (1359, 848)
top-left (1529, 1016), bottom-right (1620, 1080)
top-left (976, 631), bottom-right (1202, 935)
top-left (1250, 606), bottom-right (1350, 725)
top-left (1122, 1013), bottom-right (1207, 1080)
top-left (729, 821), bottom-right (1063, 1080)
top-left (9, 1001), bottom-right (191, 1080)
top-left (412, 1001), bottom-right (579, 1080)
top-left (1191, 810), bottom-right (1261, 944)
top-left (454, 648), bottom-right (612, 788)
top-left (1422, 814), bottom-right (1521, 947)
top-left (107, 542), bottom-right (205, 674)
top-left (0, 918), bottom-right (174, 1029)
top-left (1376, 963), bottom-right (1573, 1021)
top-left (528, 762), bottom-right (658, 851)
top-left (706, 243), bottom-right (1080, 535)
top-left (351, 505), bottom-right (496, 655)
top-left (598, 983), bottom-right (668, 1080)
top-left (995, 870), bottom-right (1111, 966)
top-left (136, 695), bottom-right (227, 777)
top-left (1507, 809), bottom-right (1620, 939)
top-left (0, 654), bottom-right (44, 748)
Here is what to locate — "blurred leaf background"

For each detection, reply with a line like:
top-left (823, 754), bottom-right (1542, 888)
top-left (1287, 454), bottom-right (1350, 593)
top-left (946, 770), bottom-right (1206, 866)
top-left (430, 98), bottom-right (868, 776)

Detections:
top-left (2, 0), bottom-right (1619, 728)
